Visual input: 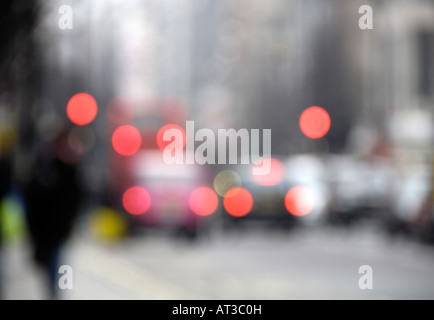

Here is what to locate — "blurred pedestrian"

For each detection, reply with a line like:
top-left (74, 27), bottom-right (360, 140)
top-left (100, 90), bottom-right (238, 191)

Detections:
top-left (0, 156), bottom-right (12, 299)
top-left (0, 119), bottom-right (15, 299)
top-left (23, 128), bottom-right (82, 299)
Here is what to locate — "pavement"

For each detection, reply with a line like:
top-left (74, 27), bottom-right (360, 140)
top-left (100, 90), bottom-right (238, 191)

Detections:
top-left (2, 222), bottom-right (434, 300)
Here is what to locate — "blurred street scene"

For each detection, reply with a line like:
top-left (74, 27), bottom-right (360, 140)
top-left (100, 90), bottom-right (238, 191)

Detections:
top-left (0, 0), bottom-right (433, 299)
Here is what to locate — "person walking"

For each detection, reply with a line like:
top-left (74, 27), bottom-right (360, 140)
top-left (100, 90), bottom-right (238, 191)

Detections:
top-left (23, 129), bottom-right (82, 299)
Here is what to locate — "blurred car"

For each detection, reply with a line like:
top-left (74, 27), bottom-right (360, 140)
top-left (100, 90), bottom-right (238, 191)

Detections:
top-left (221, 158), bottom-right (294, 230)
top-left (221, 154), bottom-right (330, 229)
top-left (385, 170), bottom-right (432, 238)
top-left (326, 155), bottom-right (397, 224)
top-left (284, 154), bottom-right (330, 226)
top-left (117, 150), bottom-right (215, 239)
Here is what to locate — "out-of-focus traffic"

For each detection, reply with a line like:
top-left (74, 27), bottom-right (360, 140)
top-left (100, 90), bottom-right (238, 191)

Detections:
top-left (0, 0), bottom-right (433, 300)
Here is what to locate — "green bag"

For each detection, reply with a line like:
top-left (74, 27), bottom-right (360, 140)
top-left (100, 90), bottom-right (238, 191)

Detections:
top-left (0, 194), bottom-right (26, 243)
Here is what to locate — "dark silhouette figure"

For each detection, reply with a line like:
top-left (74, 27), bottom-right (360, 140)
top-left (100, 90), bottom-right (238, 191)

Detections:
top-left (23, 131), bottom-right (81, 298)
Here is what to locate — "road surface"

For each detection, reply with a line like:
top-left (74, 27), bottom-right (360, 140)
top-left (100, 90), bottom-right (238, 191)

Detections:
top-left (3, 223), bottom-right (434, 299)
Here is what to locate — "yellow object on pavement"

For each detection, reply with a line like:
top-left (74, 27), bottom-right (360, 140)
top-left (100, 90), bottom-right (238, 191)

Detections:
top-left (90, 207), bottom-right (128, 242)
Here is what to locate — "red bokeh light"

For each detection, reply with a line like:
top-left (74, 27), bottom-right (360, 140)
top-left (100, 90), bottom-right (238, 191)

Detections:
top-left (122, 186), bottom-right (151, 215)
top-left (285, 186), bottom-right (315, 217)
top-left (156, 123), bottom-right (186, 152)
top-left (112, 125), bottom-right (142, 156)
top-left (299, 106), bottom-right (331, 139)
top-left (223, 187), bottom-right (253, 218)
top-left (251, 158), bottom-right (285, 186)
top-left (67, 93), bottom-right (98, 126)
top-left (189, 187), bottom-right (219, 216)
